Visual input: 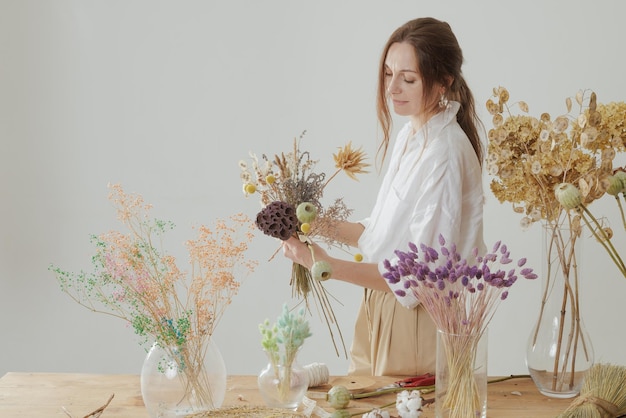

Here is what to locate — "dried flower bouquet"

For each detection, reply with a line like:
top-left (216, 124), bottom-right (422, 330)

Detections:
top-left (240, 132), bottom-right (369, 356)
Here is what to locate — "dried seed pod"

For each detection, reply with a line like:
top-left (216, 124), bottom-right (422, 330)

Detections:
top-left (255, 201), bottom-right (298, 240)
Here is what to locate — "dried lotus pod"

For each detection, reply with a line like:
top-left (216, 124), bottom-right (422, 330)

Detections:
top-left (255, 201), bottom-right (298, 240)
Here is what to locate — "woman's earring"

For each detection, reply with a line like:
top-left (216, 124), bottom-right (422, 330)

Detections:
top-left (439, 93), bottom-right (449, 109)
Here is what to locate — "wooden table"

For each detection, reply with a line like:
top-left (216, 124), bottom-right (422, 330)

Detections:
top-left (0, 372), bottom-right (575, 417)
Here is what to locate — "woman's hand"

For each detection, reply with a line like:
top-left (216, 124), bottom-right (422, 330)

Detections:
top-left (282, 235), bottom-right (391, 292)
top-left (282, 236), bottom-right (329, 269)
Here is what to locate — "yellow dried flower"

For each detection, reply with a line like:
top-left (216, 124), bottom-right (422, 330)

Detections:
top-left (243, 183), bottom-right (257, 195)
top-left (486, 99), bottom-right (500, 115)
top-left (300, 223), bottom-right (311, 234)
top-left (498, 87), bottom-right (510, 103)
top-left (519, 101), bottom-right (529, 113)
top-left (333, 142), bottom-right (370, 181)
top-left (486, 87), bottom-right (624, 224)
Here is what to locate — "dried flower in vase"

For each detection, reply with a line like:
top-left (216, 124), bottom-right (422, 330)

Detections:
top-left (239, 131), bottom-right (369, 357)
top-left (382, 234), bottom-right (537, 417)
top-left (258, 303), bottom-right (312, 407)
top-left (486, 88), bottom-right (626, 395)
top-left (50, 184), bottom-right (257, 409)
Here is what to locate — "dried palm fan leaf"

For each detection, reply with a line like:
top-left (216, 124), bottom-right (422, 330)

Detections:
top-left (557, 363), bottom-right (626, 417)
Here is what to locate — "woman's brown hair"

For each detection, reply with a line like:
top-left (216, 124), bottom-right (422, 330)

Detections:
top-left (376, 17), bottom-right (483, 166)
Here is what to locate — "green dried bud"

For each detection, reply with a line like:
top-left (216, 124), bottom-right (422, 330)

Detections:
top-left (311, 260), bottom-right (332, 281)
top-left (554, 183), bottom-right (582, 210)
top-left (296, 202), bottom-right (318, 223)
top-left (614, 170), bottom-right (626, 193)
top-left (327, 385), bottom-right (351, 409)
top-left (606, 175), bottom-right (624, 196)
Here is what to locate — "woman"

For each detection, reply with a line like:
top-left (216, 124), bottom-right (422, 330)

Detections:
top-left (282, 17), bottom-right (486, 376)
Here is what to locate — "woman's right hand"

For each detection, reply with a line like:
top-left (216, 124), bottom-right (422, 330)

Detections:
top-left (282, 236), bottom-right (329, 269)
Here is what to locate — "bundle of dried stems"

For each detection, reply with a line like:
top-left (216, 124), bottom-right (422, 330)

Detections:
top-left (558, 363), bottom-right (626, 418)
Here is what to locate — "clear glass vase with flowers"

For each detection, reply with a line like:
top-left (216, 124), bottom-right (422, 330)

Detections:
top-left (50, 184), bottom-right (258, 417)
top-left (257, 303), bottom-right (312, 410)
top-left (382, 235), bottom-right (537, 418)
top-left (485, 87), bottom-right (626, 397)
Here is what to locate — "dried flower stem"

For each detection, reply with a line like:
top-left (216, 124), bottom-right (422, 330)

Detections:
top-left (532, 221), bottom-right (591, 393)
top-left (616, 195), bottom-right (626, 231)
top-left (62, 393), bottom-right (114, 418)
top-left (578, 204), bottom-right (626, 277)
top-left (439, 332), bottom-right (485, 417)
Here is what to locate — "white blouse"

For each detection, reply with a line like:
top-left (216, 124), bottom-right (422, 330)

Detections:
top-left (358, 101), bottom-right (486, 309)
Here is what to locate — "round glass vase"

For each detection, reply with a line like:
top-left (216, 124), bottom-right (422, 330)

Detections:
top-left (435, 329), bottom-right (488, 418)
top-left (257, 348), bottom-right (310, 410)
top-left (140, 339), bottom-right (227, 418)
top-left (526, 224), bottom-right (594, 398)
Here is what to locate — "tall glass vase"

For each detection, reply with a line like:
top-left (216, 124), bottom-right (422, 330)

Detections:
top-left (526, 224), bottom-right (594, 398)
top-left (140, 338), bottom-right (227, 418)
top-left (435, 329), bottom-right (488, 418)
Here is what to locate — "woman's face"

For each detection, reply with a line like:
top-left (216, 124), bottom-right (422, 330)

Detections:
top-left (384, 42), bottom-right (434, 121)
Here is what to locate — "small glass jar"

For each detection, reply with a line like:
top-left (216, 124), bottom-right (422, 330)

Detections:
top-left (257, 348), bottom-right (310, 410)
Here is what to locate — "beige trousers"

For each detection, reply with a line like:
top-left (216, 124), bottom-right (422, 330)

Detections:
top-left (348, 289), bottom-right (436, 376)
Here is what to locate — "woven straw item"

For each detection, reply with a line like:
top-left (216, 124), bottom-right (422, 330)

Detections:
top-left (185, 405), bottom-right (306, 417)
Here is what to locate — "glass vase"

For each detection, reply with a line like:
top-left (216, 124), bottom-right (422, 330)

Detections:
top-left (257, 348), bottom-right (309, 410)
top-left (526, 224), bottom-right (594, 398)
top-left (140, 338), bottom-right (227, 418)
top-left (435, 329), bottom-right (488, 418)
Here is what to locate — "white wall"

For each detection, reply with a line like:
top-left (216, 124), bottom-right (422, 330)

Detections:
top-left (1, 0), bottom-right (625, 378)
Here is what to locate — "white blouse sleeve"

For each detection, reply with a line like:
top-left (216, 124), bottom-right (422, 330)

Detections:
top-left (381, 143), bottom-right (466, 309)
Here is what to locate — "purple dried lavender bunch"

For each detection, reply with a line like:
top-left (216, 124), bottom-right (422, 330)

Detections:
top-left (382, 234), bottom-right (537, 334)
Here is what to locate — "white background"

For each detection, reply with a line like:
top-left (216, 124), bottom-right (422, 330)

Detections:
top-left (1, 0), bottom-right (625, 378)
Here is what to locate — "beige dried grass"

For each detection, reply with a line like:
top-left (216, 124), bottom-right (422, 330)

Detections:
top-left (185, 405), bottom-right (306, 418)
top-left (557, 363), bottom-right (626, 417)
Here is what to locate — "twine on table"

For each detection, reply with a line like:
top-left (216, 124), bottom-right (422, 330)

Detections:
top-left (304, 362), bottom-right (330, 387)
